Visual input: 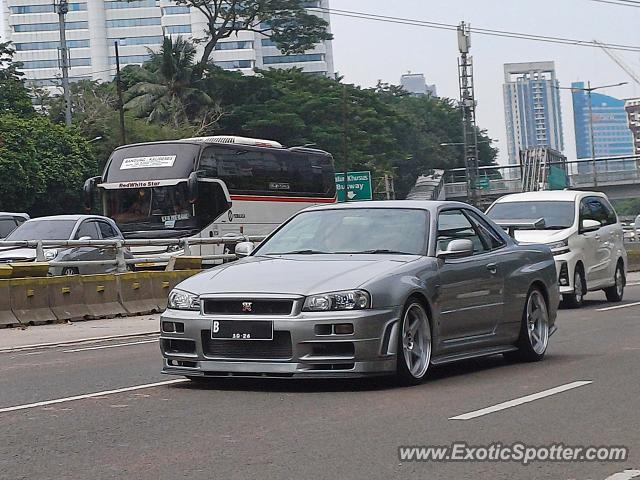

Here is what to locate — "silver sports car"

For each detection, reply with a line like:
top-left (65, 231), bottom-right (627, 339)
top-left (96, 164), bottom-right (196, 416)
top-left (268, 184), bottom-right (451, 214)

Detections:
top-left (160, 201), bottom-right (558, 384)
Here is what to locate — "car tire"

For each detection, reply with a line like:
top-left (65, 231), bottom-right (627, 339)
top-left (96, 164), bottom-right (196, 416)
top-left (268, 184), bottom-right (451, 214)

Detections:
top-left (61, 267), bottom-right (79, 276)
top-left (505, 286), bottom-right (550, 362)
top-left (562, 265), bottom-right (585, 309)
top-left (396, 298), bottom-right (432, 386)
top-left (604, 262), bottom-right (625, 303)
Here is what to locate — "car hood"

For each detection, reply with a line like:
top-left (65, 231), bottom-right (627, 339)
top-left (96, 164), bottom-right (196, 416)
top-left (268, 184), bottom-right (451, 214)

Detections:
top-left (514, 228), bottom-right (572, 245)
top-left (0, 247), bottom-right (37, 261)
top-left (178, 254), bottom-right (419, 296)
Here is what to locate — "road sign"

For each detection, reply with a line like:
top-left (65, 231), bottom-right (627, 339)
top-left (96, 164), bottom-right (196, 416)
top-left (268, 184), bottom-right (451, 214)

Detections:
top-left (475, 177), bottom-right (490, 190)
top-left (335, 171), bottom-right (373, 202)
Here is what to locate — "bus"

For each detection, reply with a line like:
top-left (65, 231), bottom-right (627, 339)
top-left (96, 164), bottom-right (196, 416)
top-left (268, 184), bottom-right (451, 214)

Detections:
top-left (84, 136), bottom-right (337, 255)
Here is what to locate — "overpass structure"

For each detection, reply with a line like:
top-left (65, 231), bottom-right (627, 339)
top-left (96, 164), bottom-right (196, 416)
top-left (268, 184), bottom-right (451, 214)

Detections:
top-left (444, 155), bottom-right (640, 202)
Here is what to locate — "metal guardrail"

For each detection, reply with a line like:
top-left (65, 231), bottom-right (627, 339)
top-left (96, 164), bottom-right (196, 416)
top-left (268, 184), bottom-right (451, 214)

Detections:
top-left (0, 236), bottom-right (266, 273)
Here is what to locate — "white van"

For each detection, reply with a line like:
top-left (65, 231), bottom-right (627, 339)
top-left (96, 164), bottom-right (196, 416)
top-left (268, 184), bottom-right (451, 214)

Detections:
top-left (486, 191), bottom-right (627, 308)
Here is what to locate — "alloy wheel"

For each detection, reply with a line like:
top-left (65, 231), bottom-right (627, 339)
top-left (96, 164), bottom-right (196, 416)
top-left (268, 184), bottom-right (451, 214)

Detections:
top-left (526, 290), bottom-right (549, 355)
top-left (401, 303), bottom-right (432, 379)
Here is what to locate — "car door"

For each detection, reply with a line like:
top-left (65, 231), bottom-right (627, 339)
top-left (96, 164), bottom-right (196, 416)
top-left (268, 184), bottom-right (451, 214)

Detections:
top-left (435, 208), bottom-right (505, 342)
top-left (96, 220), bottom-right (120, 273)
top-left (579, 197), bottom-right (611, 286)
top-left (73, 220), bottom-right (102, 274)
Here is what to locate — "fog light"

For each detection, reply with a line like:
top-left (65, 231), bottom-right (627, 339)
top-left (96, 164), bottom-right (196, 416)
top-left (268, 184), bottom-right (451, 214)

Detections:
top-left (558, 262), bottom-right (569, 287)
top-left (333, 323), bottom-right (354, 335)
top-left (162, 321), bottom-right (175, 333)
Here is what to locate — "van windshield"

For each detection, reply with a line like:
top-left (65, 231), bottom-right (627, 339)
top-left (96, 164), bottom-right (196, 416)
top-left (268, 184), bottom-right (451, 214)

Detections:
top-left (487, 201), bottom-right (575, 229)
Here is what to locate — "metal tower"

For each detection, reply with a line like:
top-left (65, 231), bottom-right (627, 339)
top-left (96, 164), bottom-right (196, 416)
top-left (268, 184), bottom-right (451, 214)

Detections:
top-left (457, 22), bottom-right (480, 206)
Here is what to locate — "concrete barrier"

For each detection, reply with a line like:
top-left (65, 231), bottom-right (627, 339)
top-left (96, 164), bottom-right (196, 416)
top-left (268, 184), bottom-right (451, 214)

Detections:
top-left (0, 279), bottom-right (19, 326)
top-left (83, 274), bottom-right (126, 319)
top-left (0, 265), bottom-right (12, 279)
top-left (117, 271), bottom-right (159, 315)
top-left (48, 276), bottom-right (87, 321)
top-left (10, 277), bottom-right (56, 325)
top-left (9, 262), bottom-right (50, 278)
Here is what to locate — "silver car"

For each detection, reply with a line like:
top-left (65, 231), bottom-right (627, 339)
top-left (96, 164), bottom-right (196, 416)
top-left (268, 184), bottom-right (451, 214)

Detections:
top-left (0, 215), bottom-right (127, 275)
top-left (161, 201), bottom-right (558, 384)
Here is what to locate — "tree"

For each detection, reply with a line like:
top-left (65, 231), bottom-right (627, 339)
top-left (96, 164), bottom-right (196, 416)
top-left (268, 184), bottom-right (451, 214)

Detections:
top-left (124, 37), bottom-right (217, 128)
top-left (0, 41), bottom-right (34, 116)
top-left (168, 0), bottom-right (332, 74)
top-left (0, 114), bottom-right (97, 215)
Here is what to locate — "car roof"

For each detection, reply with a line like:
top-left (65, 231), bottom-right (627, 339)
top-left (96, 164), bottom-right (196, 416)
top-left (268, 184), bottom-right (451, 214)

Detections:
top-left (25, 215), bottom-right (112, 222)
top-left (493, 190), bottom-right (607, 203)
top-left (0, 212), bottom-right (29, 219)
top-left (304, 200), bottom-right (472, 212)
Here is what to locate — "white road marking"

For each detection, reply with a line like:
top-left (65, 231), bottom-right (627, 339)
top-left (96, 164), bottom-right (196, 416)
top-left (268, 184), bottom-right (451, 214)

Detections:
top-left (449, 381), bottom-right (592, 421)
top-left (0, 379), bottom-right (188, 414)
top-left (627, 281), bottom-right (640, 287)
top-left (0, 332), bottom-right (159, 354)
top-left (604, 470), bottom-right (640, 480)
top-left (62, 339), bottom-right (158, 353)
top-left (597, 301), bottom-right (640, 312)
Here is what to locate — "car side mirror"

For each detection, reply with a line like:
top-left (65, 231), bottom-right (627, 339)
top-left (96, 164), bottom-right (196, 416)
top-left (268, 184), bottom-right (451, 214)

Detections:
top-left (235, 242), bottom-right (255, 258)
top-left (581, 219), bottom-right (601, 233)
top-left (437, 239), bottom-right (474, 260)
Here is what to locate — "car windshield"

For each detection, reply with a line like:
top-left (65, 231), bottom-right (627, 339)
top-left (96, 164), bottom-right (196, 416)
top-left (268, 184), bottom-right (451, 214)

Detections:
top-left (255, 208), bottom-right (429, 256)
top-left (6, 220), bottom-right (77, 240)
top-left (487, 201), bottom-right (575, 229)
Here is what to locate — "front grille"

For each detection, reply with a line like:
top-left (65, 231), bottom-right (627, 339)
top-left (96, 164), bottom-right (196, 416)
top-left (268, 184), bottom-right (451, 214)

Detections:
top-left (201, 331), bottom-right (293, 359)
top-left (203, 299), bottom-right (293, 315)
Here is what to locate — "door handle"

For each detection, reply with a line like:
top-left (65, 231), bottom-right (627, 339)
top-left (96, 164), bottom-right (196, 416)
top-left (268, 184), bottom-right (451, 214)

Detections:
top-left (486, 263), bottom-right (498, 274)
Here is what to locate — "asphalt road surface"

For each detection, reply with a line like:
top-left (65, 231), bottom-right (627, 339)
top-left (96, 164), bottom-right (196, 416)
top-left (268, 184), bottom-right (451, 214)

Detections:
top-left (1, 284), bottom-right (639, 480)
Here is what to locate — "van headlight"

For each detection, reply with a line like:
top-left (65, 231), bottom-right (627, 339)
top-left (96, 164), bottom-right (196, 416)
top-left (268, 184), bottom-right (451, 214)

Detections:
top-left (303, 290), bottom-right (371, 312)
top-left (167, 289), bottom-right (200, 311)
top-left (547, 239), bottom-right (570, 255)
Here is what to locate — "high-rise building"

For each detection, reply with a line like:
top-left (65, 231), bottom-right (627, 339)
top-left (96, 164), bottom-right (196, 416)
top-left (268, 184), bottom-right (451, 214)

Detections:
top-left (626, 98), bottom-right (640, 156)
top-left (1, 0), bottom-right (334, 90)
top-left (571, 82), bottom-right (634, 161)
top-left (503, 61), bottom-right (564, 166)
top-left (400, 73), bottom-right (436, 97)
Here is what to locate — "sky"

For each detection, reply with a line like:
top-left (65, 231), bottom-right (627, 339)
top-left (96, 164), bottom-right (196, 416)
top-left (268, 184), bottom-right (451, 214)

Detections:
top-left (1, 1), bottom-right (639, 164)
top-left (329, 0), bottom-right (640, 164)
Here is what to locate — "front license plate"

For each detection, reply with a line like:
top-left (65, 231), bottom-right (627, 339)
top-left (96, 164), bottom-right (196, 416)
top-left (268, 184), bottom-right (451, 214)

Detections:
top-left (211, 320), bottom-right (274, 341)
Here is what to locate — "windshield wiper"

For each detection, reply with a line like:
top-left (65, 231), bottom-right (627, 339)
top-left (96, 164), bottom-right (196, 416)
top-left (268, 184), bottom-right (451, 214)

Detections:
top-left (336, 249), bottom-right (413, 255)
top-left (266, 249), bottom-right (329, 255)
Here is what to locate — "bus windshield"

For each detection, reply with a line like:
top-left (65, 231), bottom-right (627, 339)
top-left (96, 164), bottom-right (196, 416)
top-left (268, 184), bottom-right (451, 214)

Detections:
top-left (106, 184), bottom-right (194, 233)
top-left (103, 143), bottom-right (201, 183)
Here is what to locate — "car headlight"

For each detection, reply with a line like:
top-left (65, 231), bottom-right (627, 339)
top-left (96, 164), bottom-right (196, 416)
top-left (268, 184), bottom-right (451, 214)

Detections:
top-left (167, 289), bottom-right (200, 311)
top-left (547, 239), bottom-right (570, 255)
top-left (303, 290), bottom-right (371, 312)
top-left (166, 244), bottom-right (183, 253)
top-left (43, 249), bottom-right (58, 261)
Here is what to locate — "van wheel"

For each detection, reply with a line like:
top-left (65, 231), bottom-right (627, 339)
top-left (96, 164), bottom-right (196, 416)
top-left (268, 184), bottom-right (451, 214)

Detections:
top-left (562, 266), bottom-right (585, 308)
top-left (604, 262), bottom-right (625, 302)
top-left (61, 267), bottom-right (79, 276)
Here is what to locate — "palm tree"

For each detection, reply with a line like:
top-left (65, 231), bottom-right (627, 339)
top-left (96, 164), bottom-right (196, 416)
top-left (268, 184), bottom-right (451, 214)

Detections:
top-left (124, 37), bottom-right (213, 128)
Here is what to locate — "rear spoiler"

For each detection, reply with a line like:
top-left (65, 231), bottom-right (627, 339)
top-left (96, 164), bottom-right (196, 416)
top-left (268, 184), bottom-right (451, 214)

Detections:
top-left (494, 218), bottom-right (546, 237)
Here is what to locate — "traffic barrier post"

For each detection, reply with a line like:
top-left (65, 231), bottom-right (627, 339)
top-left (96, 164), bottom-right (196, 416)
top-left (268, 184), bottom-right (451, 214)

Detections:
top-left (48, 275), bottom-right (87, 322)
top-left (0, 279), bottom-right (19, 327)
top-left (82, 274), bottom-right (126, 319)
top-left (117, 271), bottom-right (159, 315)
top-left (10, 277), bottom-right (56, 325)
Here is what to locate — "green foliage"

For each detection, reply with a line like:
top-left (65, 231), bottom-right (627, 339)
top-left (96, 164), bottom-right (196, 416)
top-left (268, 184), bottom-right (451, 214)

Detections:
top-left (168, 0), bottom-right (332, 71)
top-left (0, 114), bottom-right (98, 215)
top-left (124, 37), bottom-right (215, 128)
top-left (0, 42), bottom-right (34, 116)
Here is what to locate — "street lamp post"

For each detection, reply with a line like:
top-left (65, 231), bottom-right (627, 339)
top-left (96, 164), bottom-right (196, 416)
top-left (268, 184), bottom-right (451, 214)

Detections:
top-left (557, 81), bottom-right (628, 187)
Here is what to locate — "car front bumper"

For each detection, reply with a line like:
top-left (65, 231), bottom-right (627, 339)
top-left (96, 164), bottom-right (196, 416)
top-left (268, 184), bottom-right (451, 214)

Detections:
top-left (553, 252), bottom-right (580, 295)
top-left (159, 306), bottom-right (402, 379)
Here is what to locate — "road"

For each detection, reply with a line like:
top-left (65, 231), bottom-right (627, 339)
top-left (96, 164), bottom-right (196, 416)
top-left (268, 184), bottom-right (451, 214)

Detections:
top-left (1, 283), bottom-right (639, 480)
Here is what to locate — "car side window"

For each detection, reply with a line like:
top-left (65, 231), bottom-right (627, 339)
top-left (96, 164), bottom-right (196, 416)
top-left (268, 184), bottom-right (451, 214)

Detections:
top-left (75, 221), bottom-right (100, 240)
top-left (437, 209), bottom-right (486, 254)
top-left (581, 197), bottom-right (609, 226)
top-left (600, 199), bottom-right (618, 226)
top-left (464, 210), bottom-right (506, 250)
top-left (97, 221), bottom-right (118, 239)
